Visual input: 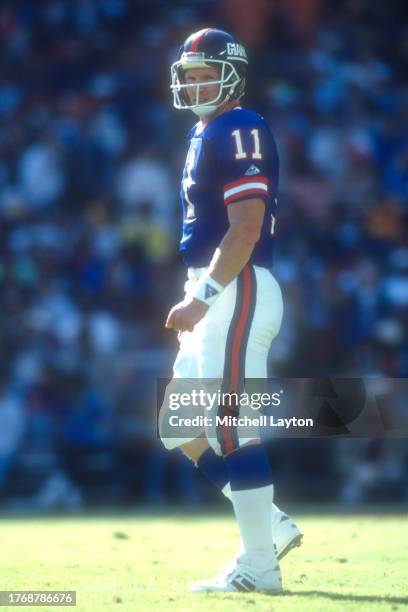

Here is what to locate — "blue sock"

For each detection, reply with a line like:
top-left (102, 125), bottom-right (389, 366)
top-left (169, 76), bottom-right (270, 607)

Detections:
top-left (196, 447), bottom-right (229, 491)
top-left (225, 444), bottom-right (273, 491)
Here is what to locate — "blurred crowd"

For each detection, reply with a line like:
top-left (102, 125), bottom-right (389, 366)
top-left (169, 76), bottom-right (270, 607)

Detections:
top-left (0, 0), bottom-right (407, 510)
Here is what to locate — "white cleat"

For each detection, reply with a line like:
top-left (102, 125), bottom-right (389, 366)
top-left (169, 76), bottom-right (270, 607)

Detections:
top-left (273, 514), bottom-right (303, 561)
top-left (223, 513), bottom-right (303, 578)
top-left (189, 557), bottom-right (282, 594)
top-left (218, 511), bottom-right (303, 579)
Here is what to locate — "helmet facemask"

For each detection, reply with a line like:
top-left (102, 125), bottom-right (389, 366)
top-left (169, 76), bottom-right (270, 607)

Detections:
top-left (170, 55), bottom-right (245, 117)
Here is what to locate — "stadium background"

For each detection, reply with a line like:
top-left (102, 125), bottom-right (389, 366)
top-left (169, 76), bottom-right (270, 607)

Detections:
top-left (0, 0), bottom-right (407, 512)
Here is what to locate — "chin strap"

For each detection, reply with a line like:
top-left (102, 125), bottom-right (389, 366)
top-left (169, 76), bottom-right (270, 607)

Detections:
top-left (191, 104), bottom-right (220, 117)
top-left (191, 81), bottom-right (239, 117)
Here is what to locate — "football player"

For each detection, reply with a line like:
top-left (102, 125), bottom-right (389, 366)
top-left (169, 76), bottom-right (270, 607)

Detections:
top-left (161, 28), bottom-right (302, 593)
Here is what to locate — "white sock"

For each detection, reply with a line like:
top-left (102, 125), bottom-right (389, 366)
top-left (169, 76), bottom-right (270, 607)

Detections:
top-left (221, 482), bottom-right (232, 500)
top-left (222, 483), bottom-right (284, 534)
top-left (229, 484), bottom-right (278, 571)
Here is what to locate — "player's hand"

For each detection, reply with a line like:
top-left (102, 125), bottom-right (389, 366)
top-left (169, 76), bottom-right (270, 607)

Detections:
top-left (165, 297), bottom-right (209, 332)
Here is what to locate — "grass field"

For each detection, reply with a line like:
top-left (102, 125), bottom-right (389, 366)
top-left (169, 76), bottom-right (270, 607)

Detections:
top-left (1, 512), bottom-right (407, 611)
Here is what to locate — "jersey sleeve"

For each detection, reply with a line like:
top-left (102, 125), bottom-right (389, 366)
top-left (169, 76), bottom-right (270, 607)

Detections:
top-left (211, 114), bottom-right (278, 207)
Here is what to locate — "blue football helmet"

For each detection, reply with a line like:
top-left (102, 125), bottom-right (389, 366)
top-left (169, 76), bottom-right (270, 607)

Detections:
top-left (170, 28), bottom-right (248, 117)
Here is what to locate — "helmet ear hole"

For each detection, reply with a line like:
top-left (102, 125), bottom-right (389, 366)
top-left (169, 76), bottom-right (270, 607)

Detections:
top-left (228, 82), bottom-right (238, 98)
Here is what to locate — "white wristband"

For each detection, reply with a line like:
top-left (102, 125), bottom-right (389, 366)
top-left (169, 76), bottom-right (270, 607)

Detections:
top-left (191, 273), bottom-right (224, 306)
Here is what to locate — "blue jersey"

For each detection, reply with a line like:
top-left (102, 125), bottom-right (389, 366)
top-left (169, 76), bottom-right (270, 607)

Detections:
top-left (179, 107), bottom-right (279, 268)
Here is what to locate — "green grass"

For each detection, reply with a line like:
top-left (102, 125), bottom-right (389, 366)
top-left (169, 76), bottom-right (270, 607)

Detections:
top-left (0, 513), bottom-right (407, 611)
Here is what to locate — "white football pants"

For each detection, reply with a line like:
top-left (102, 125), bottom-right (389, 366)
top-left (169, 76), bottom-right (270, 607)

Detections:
top-left (160, 264), bottom-right (283, 455)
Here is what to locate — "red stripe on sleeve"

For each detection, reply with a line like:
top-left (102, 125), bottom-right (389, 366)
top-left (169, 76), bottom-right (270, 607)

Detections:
top-left (224, 188), bottom-right (269, 205)
top-left (224, 176), bottom-right (268, 192)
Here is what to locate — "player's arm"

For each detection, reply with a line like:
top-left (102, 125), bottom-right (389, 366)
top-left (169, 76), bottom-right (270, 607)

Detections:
top-left (207, 197), bottom-right (265, 286)
top-left (165, 197), bottom-right (264, 333)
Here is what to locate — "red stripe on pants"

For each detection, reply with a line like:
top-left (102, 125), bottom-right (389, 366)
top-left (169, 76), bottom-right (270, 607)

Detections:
top-left (222, 266), bottom-right (253, 454)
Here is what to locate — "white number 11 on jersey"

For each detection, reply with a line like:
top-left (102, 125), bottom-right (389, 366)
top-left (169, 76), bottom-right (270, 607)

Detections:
top-left (231, 129), bottom-right (262, 160)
